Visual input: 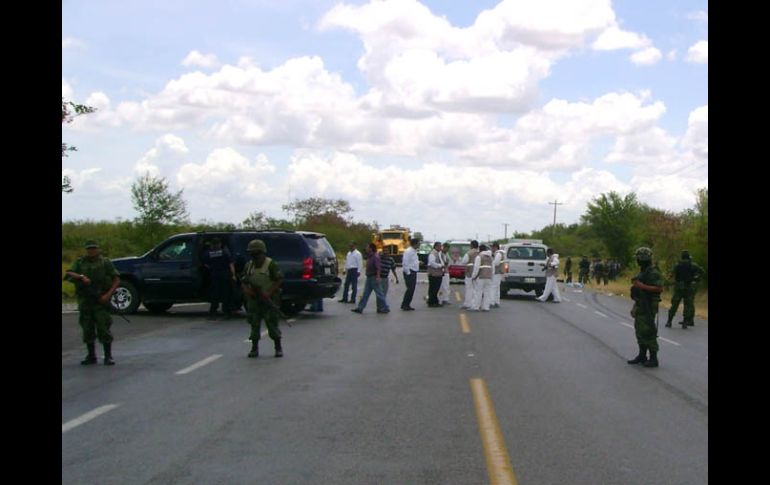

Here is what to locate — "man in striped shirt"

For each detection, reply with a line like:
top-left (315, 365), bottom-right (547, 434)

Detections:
top-left (378, 250), bottom-right (399, 311)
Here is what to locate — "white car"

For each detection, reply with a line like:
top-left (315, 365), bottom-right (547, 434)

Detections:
top-left (499, 239), bottom-right (548, 298)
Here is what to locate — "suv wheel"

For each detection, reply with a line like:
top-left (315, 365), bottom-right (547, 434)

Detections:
top-left (534, 287), bottom-right (544, 298)
top-left (110, 280), bottom-right (141, 314)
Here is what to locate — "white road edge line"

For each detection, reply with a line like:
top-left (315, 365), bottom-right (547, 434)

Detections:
top-left (594, 311), bottom-right (608, 318)
top-left (176, 354), bottom-right (223, 375)
top-left (658, 336), bottom-right (681, 346)
top-left (619, 322), bottom-right (634, 329)
top-left (577, 303), bottom-right (588, 309)
top-left (62, 404), bottom-right (120, 433)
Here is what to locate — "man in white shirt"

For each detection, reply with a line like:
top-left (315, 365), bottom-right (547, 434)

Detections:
top-left (426, 242), bottom-right (444, 307)
top-left (339, 241), bottom-right (363, 303)
top-left (400, 238), bottom-right (420, 311)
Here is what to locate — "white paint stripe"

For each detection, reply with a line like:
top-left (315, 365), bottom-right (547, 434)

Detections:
top-left (287, 319), bottom-right (296, 323)
top-left (62, 404), bottom-right (120, 433)
top-left (658, 336), bottom-right (681, 346)
top-left (594, 311), bottom-right (608, 318)
top-left (620, 322), bottom-right (634, 329)
top-left (175, 354), bottom-right (223, 375)
top-left (562, 297), bottom-right (570, 302)
top-left (577, 303), bottom-right (587, 309)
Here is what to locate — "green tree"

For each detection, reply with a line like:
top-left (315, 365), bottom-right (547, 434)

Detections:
top-left (581, 192), bottom-right (643, 267)
top-left (130, 173), bottom-right (189, 226)
top-left (282, 197), bottom-right (353, 224)
top-left (62, 98), bottom-right (96, 193)
top-left (241, 211), bottom-right (268, 230)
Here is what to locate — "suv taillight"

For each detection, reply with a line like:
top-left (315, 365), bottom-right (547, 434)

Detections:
top-left (302, 257), bottom-right (313, 280)
top-left (503, 262), bottom-right (509, 273)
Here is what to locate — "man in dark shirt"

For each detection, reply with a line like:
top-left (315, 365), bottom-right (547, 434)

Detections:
top-left (201, 238), bottom-right (236, 319)
top-left (352, 243), bottom-right (390, 314)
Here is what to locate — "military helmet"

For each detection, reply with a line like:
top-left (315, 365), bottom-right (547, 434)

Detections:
top-left (634, 247), bottom-right (653, 261)
top-left (247, 239), bottom-right (267, 254)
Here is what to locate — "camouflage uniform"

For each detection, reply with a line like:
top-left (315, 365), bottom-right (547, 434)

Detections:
top-left (578, 257), bottom-right (590, 284)
top-left (65, 240), bottom-right (120, 365)
top-left (666, 251), bottom-right (705, 328)
top-left (628, 247), bottom-right (663, 368)
top-left (241, 240), bottom-right (283, 358)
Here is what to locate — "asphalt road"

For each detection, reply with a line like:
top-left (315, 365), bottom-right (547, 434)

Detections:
top-left (62, 276), bottom-right (707, 485)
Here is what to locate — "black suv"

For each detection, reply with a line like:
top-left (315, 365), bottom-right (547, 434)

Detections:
top-left (109, 230), bottom-right (341, 315)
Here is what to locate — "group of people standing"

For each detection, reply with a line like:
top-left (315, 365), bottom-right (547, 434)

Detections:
top-left (67, 236), bottom-right (704, 372)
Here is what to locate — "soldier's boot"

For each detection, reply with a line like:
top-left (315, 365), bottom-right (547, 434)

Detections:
top-left (103, 343), bottom-right (115, 366)
top-left (665, 314), bottom-right (673, 328)
top-left (679, 321), bottom-right (688, 329)
top-left (627, 345), bottom-right (648, 365)
top-left (642, 350), bottom-right (659, 368)
top-left (80, 342), bottom-right (97, 365)
top-left (248, 340), bottom-right (259, 358)
top-left (274, 339), bottom-right (283, 358)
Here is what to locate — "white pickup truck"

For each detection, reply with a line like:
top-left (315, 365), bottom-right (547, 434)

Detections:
top-left (499, 239), bottom-right (548, 298)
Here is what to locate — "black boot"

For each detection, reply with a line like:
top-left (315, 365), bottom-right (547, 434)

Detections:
top-left (248, 340), bottom-right (259, 358)
top-left (103, 343), bottom-right (115, 366)
top-left (80, 342), bottom-right (97, 365)
top-left (627, 345), bottom-right (648, 365)
top-left (643, 350), bottom-right (659, 368)
top-left (665, 316), bottom-right (672, 328)
top-left (274, 339), bottom-right (283, 358)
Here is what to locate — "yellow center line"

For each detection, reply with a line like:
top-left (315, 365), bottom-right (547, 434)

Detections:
top-left (460, 313), bottom-right (471, 333)
top-left (470, 378), bottom-right (518, 485)
top-left (455, 290), bottom-right (462, 302)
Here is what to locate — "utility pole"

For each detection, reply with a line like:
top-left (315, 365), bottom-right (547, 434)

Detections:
top-left (502, 223), bottom-right (509, 240)
top-left (549, 200), bottom-right (563, 238)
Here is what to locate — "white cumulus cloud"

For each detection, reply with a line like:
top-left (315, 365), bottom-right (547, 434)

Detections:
top-left (181, 50), bottom-right (222, 70)
top-left (686, 40), bottom-right (708, 64)
top-left (630, 47), bottom-right (662, 66)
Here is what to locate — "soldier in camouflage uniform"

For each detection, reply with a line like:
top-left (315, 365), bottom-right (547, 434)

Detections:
top-left (578, 256), bottom-right (590, 284)
top-left (627, 247), bottom-right (664, 368)
top-left (665, 250), bottom-right (705, 329)
top-left (241, 239), bottom-right (284, 358)
top-left (64, 240), bottom-right (121, 365)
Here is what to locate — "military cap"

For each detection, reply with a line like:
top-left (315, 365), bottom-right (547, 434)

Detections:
top-left (247, 239), bottom-right (267, 253)
top-left (634, 247), bottom-right (653, 261)
top-left (84, 240), bottom-right (99, 249)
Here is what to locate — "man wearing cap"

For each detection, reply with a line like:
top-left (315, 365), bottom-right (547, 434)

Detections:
top-left (665, 250), bottom-right (705, 329)
top-left (241, 239), bottom-right (284, 358)
top-left (201, 237), bottom-right (236, 320)
top-left (627, 247), bottom-right (664, 368)
top-left (64, 240), bottom-right (121, 365)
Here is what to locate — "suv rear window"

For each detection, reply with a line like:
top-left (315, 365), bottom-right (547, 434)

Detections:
top-left (507, 246), bottom-right (547, 260)
top-left (303, 235), bottom-right (335, 259)
top-left (255, 234), bottom-right (308, 261)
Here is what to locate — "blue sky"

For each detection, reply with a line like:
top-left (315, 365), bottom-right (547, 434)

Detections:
top-left (62, 0), bottom-right (707, 241)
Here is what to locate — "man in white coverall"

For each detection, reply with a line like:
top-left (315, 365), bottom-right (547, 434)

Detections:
top-left (491, 242), bottom-right (504, 308)
top-left (460, 240), bottom-right (480, 310)
top-left (439, 242), bottom-right (452, 305)
top-left (471, 244), bottom-right (494, 311)
top-left (536, 248), bottom-right (562, 303)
